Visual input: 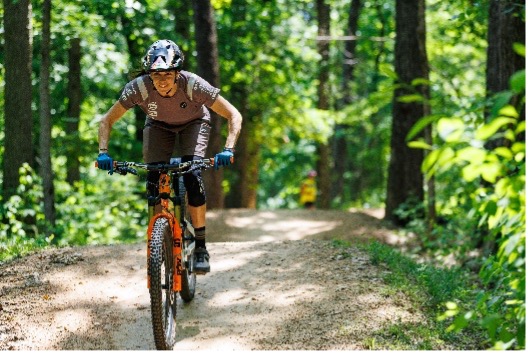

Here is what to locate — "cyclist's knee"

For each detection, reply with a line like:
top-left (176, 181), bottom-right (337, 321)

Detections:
top-left (184, 171), bottom-right (206, 207)
top-left (181, 155), bottom-right (206, 207)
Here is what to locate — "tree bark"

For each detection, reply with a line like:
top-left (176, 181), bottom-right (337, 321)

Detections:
top-left (486, 0), bottom-right (525, 104)
top-left (333, 0), bottom-right (363, 202)
top-left (316, 0), bottom-right (332, 209)
top-left (192, 0), bottom-right (225, 209)
top-left (66, 38), bottom-right (82, 185)
top-left (39, 0), bottom-right (56, 229)
top-left (385, 0), bottom-right (430, 225)
top-left (2, 0), bottom-right (34, 199)
top-left (119, 13), bottom-right (147, 143)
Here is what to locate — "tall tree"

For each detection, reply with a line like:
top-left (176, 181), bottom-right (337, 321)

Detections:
top-left (39, 0), bottom-right (56, 229)
top-left (192, 0), bottom-right (225, 209)
top-left (316, 0), bottom-right (332, 209)
top-left (333, 0), bottom-right (363, 201)
top-left (120, 13), bottom-right (147, 143)
top-left (2, 0), bottom-right (34, 199)
top-left (486, 0), bottom-right (525, 114)
top-left (385, 0), bottom-right (430, 225)
top-left (65, 38), bottom-right (82, 185)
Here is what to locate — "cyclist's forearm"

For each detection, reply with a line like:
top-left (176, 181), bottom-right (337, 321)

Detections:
top-left (225, 112), bottom-right (242, 149)
top-left (98, 101), bottom-right (127, 152)
top-left (210, 95), bottom-right (242, 149)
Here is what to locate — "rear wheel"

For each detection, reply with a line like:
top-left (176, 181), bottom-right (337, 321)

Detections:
top-left (178, 177), bottom-right (196, 302)
top-left (148, 218), bottom-right (177, 350)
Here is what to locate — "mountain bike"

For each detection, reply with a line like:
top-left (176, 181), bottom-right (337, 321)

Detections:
top-left (96, 157), bottom-right (215, 350)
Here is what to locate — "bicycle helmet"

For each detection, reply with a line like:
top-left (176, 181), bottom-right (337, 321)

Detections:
top-left (142, 39), bottom-right (184, 72)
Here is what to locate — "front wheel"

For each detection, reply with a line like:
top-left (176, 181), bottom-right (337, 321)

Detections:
top-left (148, 218), bottom-right (177, 350)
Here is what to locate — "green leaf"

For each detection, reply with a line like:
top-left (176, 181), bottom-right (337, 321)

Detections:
top-left (379, 63), bottom-right (398, 79)
top-left (462, 164), bottom-right (481, 182)
top-left (457, 146), bottom-right (486, 164)
top-left (398, 94), bottom-right (424, 103)
top-left (423, 148), bottom-right (441, 173)
top-left (481, 162), bottom-right (502, 183)
top-left (408, 140), bottom-right (433, 150)
top-left (515, 120), bottom-right (525, 135)
top-left (498, 105), bottom-right (519, 119)
top-left (411, 77), bottom-right (430, 87)
top-left (490, 92), bottom-right (514, 118)
top-left (476, 117), bottom-right (516, 140)
top-left (512, 42), bottom-right (525, 57)
top-left (437, 117), bottom-right (465, 142)
top-left (510, 70), bottom-right (525, 93)
top-left (406, 114), bottom-right (444, 141)
top-left (494, 147), bottom-right (513, 160)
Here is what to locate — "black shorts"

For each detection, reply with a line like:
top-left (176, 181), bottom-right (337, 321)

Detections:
top-left (142, 117), bottom-right (211, 162)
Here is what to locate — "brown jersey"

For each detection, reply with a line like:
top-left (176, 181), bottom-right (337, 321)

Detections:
top-left (118, 70), bottom-right (220, 125)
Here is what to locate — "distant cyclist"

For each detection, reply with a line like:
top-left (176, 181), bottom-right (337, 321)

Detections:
top-left (299, 170), bottom-right (317, 210)
top-left (96, 39), bottom-right (243, 274)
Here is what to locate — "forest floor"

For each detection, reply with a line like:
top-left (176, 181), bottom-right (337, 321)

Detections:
top-left (0, 209), bottom-right (471, 350)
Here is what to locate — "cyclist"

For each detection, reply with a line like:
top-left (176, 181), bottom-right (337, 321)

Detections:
top-left (299, 170), bottom-right (317, 209)
top-left (96, 39), bottom-right (242, 274)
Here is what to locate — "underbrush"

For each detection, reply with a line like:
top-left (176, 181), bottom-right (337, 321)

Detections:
top-left (354, 240), bottom-right (487, 350)
top-left (0, 164), bottom-right (147, 263)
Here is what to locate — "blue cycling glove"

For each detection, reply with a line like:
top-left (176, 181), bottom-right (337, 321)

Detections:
top-left (214, 148), bottom-right (234, 170)
top-left (97, 153), bottom-right (114, 175)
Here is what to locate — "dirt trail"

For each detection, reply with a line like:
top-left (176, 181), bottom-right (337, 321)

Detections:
top-left (0, 209), bottom-right (428, 350)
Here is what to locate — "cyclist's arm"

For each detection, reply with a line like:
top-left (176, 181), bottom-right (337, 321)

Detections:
top-left (210, 95), bottom-right (242, 149)
top-left (98, 101), bottom-right (128, 153)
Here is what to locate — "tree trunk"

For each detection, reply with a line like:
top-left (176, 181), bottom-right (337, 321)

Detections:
top-left (39, 0), bottom-right (55, 230)
top-left (333, 0), bottom-right (362, 202)
top-left (170, 0), bottom-right (194, 72)
top-left (480, 0), bottom-right (525, 253)
top-left (66, 38), bottom-right (82, 185)
top-left (120, 14), bottom-right (147, 143)
top-left (2, 0), bottom-right (33, 200)
top-left (316, 0), bottom-right (332, 209)
top-left (385, 0), bottom-right (429, 225)
top-left (192, 0), bottom-right (225, 209)
top-left (486, 0), bottom-right (525, 105)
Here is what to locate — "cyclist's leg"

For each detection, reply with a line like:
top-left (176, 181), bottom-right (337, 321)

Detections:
top-left (143, 119), bottom-right (176, 216)
top-left (180, 120), bottom-right (211, 273)
top-left (180, 155), bottom-right (209, 273)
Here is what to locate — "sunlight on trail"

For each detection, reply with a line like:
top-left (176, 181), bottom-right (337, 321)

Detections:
top-left (226, 216), bottom-right (341, 240)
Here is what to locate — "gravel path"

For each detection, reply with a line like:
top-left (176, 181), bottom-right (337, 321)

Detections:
top-left (0, 209), bottom-right (429, 350)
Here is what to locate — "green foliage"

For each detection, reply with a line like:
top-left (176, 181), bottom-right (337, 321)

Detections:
top-left (408, 65), bottom-right (526, 349)
top-left (54, 170), bottom-right (147, 247)
top-left (358, 240), bottom-right (485, 349)
top-left (367, 241), bottom-right (471, 307)
top-left (0, 163), bottom-right (147, 263)
top-left (0, 164), bottom-right (52, 261)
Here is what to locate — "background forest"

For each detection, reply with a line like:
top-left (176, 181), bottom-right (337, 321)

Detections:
top-left (0, 0), bottom-right (525, 350)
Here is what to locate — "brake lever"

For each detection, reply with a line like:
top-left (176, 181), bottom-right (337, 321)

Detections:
top-left (115, 167), bottom-right (138, 176)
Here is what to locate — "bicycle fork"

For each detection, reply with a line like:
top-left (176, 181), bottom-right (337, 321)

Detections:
top-left (147, 172), bottom-right (184, 292)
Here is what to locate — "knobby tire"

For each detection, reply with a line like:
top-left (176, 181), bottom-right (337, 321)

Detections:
top-left (148, 218), bottom-right (177, 350)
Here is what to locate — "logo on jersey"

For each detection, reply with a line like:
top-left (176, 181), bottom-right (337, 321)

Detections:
top-left (180, 102), bottom-right (187, 108)
top-left (147, 102), bottom-right (158, 118)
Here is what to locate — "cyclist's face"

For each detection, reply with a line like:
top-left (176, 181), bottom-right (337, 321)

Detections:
top-left (150, 71), bottom-right (177, 96)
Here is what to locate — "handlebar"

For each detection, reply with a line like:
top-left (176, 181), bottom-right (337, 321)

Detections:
top-left (95, 158), bottom-right (216, 176)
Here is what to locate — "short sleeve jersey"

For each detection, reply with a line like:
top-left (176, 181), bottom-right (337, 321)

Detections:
top-left (118, 70), bottom-right (220, 125)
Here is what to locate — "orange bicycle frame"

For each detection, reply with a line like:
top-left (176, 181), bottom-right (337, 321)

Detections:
top-left (146, 172), bottom-right (183, 292)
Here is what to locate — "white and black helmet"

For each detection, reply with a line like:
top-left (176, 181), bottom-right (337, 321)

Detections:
top-left (142, 39), bottom-right (184, 72)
